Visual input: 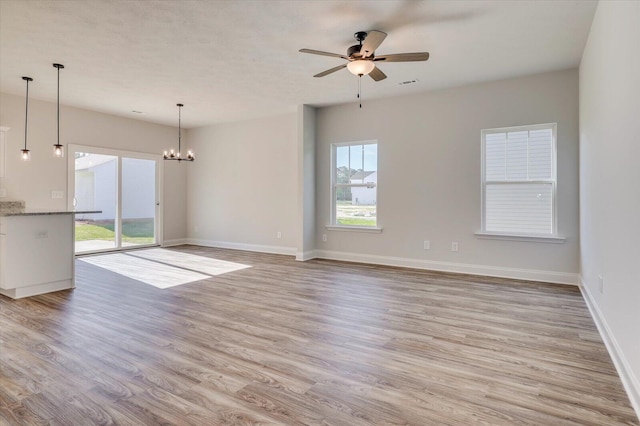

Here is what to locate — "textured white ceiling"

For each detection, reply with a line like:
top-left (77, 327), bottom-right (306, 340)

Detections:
top-left (0, 0), bottom-right (597, 128)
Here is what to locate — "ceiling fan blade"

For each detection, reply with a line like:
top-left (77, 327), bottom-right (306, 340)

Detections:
top-left (299, 49), bottom-right (349, 60)
top-left (314, 64), bottom-right (347, 78)
top-left (368, 66), bottom-right (387, 82)
top-left (360, 30), bottom-right (387, 58)
top-left (374, 52), bottom-right (430, 62)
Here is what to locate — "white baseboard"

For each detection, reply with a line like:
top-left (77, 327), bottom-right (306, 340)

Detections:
top-left (162, 238), bottom-right (188, 247)
top-left (580, 278), bottom-right (640, 419)
top-left (187, 238), bottom-right (297, 256)
top-left (313, 249), bottom-right (579, 285)
top-left (0, 279), bottom-right (73, 299)
top-left (296, 250), bottom-right (318, 261)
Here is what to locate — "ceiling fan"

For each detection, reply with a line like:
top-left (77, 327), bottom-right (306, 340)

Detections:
top-left (299, 30), bottom-right (429, 81)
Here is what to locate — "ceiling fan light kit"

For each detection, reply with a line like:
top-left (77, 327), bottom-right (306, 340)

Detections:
top-left (347, 60), bottom-right (375, 76)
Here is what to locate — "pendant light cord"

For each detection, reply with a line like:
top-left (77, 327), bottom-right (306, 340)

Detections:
top-left (24, 79), bottom-right (30, 150)
top-left (178, 104), bottom-right (182, 154)
top-left (57, 66), bottom-right (60, 146)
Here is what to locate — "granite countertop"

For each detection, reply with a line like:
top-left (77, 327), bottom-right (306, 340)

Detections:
top-left (0, 210), bottom-right (102, 217)
top-left (0, 200), bottom-right (101, 217)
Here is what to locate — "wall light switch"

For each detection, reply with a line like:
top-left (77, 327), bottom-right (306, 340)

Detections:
top-left (451, 242), bottom-right (459, 252)
top-left (277, 231), bottom-right (282, 239)
top-left (0, 188), bottom-right (6, 198)
top-left (423, 240), bottom-right (430, 250)
top-left (322, 234), bottom-right (327, 242)
top-left (51, 190), bottom-right (64, 199)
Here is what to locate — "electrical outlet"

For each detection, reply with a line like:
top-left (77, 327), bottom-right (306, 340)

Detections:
top-left (423, 240), bottom-right (430, 250)
top-left (51, 190), bottom-right (64, 199)
top-left (451, 242), bottom-right (459, 252)
top-left (277, 231), bottom-right (282, 239)
top-left (322, 234), bottom-right (327, 242)
top-left (598, 275), bottom-right (604, 294)
top-left (0, 188), bottom-right (6, 198)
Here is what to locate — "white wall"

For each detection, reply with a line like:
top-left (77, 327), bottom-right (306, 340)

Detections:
top-left (579, 0), bottom-right (640, 414)
top-left (187, 113), bottom-right (297, 254)
top-left (315, 69), bottom-right (580, 284)
top-left (0, 93), bottom-right (187, 242)
top-left (297, 105), bottom-right (316, 259)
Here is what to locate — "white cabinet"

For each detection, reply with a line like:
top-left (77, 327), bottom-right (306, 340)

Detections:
top-left (0, 214), bottom-right (74, 299)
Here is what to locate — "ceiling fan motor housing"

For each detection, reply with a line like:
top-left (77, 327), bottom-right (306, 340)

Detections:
top-left (348, 45), bottom-right (375, 60)
top-left (347, 44), bottom-right (362, 58)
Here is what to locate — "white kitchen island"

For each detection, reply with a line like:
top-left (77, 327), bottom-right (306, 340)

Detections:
top-left (0, 201), bottom-right (99, 299)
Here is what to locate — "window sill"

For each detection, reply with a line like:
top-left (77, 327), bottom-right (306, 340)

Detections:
top-left (475, 232), bottom-right (565, 244)
top-left (326, 225), bottom-right (383, 234)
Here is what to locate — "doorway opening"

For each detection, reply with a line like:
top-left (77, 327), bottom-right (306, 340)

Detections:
top-left (68, 145), bottom-right (162, 254)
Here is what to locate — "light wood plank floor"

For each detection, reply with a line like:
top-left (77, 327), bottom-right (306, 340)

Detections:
top-left (1, 246), bottom-right (637, 425)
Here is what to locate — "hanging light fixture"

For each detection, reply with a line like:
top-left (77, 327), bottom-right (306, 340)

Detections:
top-left (53, 63), bottom-right (65, 158)
top-left (20, 76), bottom-right (33, 161)
top-left (163, 103), bottom-right (194, 162)
top-left (346, 60), bottom-right (375, 76)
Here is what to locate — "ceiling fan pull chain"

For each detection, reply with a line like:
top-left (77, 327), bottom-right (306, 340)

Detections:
top-left (358, 74), bottom-right (362, 108)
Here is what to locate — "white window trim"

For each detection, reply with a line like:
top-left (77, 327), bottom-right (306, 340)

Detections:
top-left (480, 123), bottom-right (560, 239)
top-left (475, 231), bottom-right (565, 243)
top-left (329, 140), bottom-right (381, 232)
top-left (326, 225), bottom-right (383, 233)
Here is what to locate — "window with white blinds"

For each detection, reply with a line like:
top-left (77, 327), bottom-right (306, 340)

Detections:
top-left (481, 123), bottom-right (557, 236)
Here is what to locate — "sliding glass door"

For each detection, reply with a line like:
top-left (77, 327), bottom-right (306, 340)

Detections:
top-left (69, 145), bottom-right (161, 254)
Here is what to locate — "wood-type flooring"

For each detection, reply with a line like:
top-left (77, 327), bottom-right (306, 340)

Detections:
top-left (1, 246), bottom-right (637, 425)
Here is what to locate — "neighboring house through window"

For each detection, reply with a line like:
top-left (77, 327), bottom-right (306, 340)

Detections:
top-left (481, 123), bottom-right (557, 236)
top-left (331, 141), bottom-right (378, 228)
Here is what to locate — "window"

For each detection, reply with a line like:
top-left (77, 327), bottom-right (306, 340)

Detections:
top-left (331, 141), bottom-right (378, 228)
top-left (481, 123), bottom-right (557, 237)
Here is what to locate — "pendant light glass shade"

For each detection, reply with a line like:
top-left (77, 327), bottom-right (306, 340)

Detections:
top-left (347, 60), bottom-right (375, 76)
top-left (53, 63), bottom-right (65, 158)
top-left (21, 76), bottom-right (33, 161)
top-left (163, 103), bottom-right (194, 162)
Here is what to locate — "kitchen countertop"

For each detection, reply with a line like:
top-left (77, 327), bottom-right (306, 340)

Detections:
top-left (0, 201), bottom-right (101, 217)
top-left (0, 210), bottom-right (102, 217)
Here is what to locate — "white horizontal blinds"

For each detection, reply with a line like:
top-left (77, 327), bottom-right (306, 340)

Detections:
top-left (506, 131), bottom-right (528, 180)
top-left (485, 183), bottom-right (553, 234)
top-left (485, 128), bottom-right (553, 181)
top-left (528, 128), bottom-right (553, 179)
top-left (483, 125), bottom-right (555, 235)
top-left (485, 133), bottom-right (507, 180)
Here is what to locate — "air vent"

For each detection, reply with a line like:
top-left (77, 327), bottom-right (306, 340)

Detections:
top-left (398, 79), bottom-right (420, 86)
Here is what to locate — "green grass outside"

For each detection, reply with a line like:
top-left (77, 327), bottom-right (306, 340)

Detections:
top-left (337, 217), bottom-right (377, 226)
top-left (75, 219), bottom-right (155, 244)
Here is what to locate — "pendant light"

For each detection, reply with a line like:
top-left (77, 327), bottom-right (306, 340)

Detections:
top-left (163, 103), bottom-right (194, 162)
top-left (53, 63), bottom-right (65, 158)
top-left (20, 76), bottom-right (33, 161)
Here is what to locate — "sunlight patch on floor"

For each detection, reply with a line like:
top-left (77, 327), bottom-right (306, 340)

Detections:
top-left (79, 249), bottom-right (251, 289)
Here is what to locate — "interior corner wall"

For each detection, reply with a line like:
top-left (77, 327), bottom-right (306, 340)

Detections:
top-left (186, 113), bottom-right (298, 255)
top-left (315, 69), bottom-right (580, 284)
top-left (579, 0), bottom-right (640, 415)
top-left (297, 105), bottom-right (316, 260)
top-left (0, 92), bottom-right (187, 242)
